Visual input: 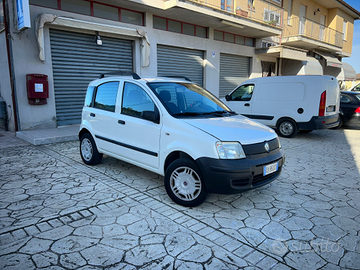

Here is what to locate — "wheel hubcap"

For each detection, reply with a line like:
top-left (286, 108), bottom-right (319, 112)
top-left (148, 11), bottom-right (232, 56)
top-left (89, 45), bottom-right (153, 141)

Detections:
top-left (81, 138), bottom-right (93, 161)
top-left (170, 166), bottom-right (201, 201)
top-left (280, 122), bottom-right (293, 136)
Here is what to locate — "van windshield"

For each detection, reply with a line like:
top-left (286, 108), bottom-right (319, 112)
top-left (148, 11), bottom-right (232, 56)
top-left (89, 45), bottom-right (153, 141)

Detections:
top-left (148, 82), bottom-right (235, 117)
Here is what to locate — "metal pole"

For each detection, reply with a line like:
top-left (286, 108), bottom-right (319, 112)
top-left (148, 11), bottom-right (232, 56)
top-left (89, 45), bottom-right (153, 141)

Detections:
top-left (3, 0), bottom-right (20, 131)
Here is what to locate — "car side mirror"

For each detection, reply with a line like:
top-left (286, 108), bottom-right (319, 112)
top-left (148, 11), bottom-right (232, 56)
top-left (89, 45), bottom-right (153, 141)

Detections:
top-left (142, 110), bottom-right (160, 124)
top-left (225, 94), bottom-right (231, 101)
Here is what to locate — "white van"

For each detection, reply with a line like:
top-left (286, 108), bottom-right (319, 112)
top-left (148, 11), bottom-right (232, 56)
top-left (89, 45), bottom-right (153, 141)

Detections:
top-left (221, 75), bottom-right (340, 138)
top-left (79, 74), bottom-right (285, 207)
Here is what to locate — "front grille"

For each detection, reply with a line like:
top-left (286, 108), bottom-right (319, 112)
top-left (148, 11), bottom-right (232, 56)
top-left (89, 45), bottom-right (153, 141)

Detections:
top-left (242, 138), bottom-right (279, 155)
top-left (252, 171), bottom-right (280, 187)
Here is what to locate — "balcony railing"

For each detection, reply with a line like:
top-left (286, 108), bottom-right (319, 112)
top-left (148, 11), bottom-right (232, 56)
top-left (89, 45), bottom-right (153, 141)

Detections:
top-left (283, 17), bottom-right (343, 48)
top-left (184, 0), bottom-right (283, 28)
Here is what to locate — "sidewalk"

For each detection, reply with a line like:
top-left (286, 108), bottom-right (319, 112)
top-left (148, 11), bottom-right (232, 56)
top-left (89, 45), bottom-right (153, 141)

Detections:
top-left (15, 125), bottom-right (79, 145)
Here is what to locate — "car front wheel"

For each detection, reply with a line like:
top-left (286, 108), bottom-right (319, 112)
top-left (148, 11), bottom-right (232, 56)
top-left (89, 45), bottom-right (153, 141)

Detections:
top-left (164, 158), bottom-right (208, 207)
top-left (80, 133), bottom-right (103, 165)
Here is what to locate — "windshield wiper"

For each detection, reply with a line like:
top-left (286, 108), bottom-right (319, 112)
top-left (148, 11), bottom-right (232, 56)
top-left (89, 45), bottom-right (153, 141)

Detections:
top-left (172, 112), bottom-right (203, 116)
top-left (202, 110), bottom-right (237, 116)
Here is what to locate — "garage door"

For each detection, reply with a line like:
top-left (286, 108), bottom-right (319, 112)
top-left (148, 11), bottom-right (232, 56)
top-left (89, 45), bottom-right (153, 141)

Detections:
top-left (219, 53), bottom-right (250, 98)
top-left (157, 45), bottom-right (204, 86)
top-left (50, 29), bottom-right (133, 126)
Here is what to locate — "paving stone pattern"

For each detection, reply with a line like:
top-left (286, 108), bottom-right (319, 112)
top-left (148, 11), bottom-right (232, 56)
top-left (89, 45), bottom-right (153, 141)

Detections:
top-left (0, 128), bottom-right (359, 269)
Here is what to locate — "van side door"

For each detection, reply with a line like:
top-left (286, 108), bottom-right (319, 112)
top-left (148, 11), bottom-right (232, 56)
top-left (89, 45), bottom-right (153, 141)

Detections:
top-left (224, 84), bottom-right (254, 117)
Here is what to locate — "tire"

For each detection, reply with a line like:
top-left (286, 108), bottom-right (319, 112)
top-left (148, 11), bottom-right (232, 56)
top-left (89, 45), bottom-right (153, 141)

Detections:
top-left (164, 158), bottom-right (208, 207)
top-left (80, 133), bottom-right (103, 165)
top-left (331, 116), bottom-right (343, 129)
top-left (276, 118), bottom-right (298, 138)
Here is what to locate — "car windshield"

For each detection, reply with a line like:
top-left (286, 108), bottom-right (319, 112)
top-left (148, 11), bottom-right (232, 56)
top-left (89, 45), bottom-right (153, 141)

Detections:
top-left (147, 82), bottom-right (235, 117)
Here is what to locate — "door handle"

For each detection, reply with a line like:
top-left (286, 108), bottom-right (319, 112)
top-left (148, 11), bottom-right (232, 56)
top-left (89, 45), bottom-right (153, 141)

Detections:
top-left (244, 103), bottom-right (250, 107)
top-left (90, 113), bottom-right (96, 117)
top-left (118, 120), bottom-right (125, 125)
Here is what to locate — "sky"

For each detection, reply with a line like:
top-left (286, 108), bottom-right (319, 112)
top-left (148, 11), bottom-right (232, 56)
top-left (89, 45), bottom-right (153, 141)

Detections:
top-left (342, 0), bottom-right (360, 74)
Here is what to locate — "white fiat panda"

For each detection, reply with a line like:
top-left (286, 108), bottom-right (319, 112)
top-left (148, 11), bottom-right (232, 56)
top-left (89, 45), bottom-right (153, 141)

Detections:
top-left (79, 74), bottom-right (285, 207)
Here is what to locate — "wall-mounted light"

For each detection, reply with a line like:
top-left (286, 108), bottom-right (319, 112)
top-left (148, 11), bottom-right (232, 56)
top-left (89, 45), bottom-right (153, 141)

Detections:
top-left (95, 31), bottom-right (102, 46)
top-left (220, 20), bottom-right (244, 29)
top-left (314, 8), bottom-right (320, 15)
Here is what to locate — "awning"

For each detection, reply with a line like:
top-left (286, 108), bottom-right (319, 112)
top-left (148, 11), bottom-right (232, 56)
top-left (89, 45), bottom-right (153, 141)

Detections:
top-left (255, 45), bottom-right (307, 61)
top-left (337, 62), bottom-right (356, 81)
top-left (281, 56), bottom-right (323, 76)
top-left (317, 52), bottom-right (342, 68)
top-left (34, 14), bottom-right (150, 67)
top-left (299, 56), bottom-right (323, 75)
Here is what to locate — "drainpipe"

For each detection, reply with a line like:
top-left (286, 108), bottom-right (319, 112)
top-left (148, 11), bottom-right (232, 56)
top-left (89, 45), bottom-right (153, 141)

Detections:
top-left (3, 0), bottom-right (20, 131)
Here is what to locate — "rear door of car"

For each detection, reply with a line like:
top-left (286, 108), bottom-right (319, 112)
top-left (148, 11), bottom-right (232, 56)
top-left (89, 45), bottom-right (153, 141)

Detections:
top-left (87, 81), bottom-right (121, 152)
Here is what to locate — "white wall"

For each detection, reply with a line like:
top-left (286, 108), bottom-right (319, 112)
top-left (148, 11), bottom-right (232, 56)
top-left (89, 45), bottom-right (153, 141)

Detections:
top-left (0, 31), bottom-right (14, 131)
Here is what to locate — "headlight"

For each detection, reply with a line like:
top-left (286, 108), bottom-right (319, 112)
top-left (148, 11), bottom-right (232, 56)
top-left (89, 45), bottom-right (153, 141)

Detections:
top-left (216, 142), bottom-right (246, 159)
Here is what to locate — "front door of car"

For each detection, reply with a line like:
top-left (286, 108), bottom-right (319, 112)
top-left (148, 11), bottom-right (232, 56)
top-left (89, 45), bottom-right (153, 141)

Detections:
top-left (111, 82), bottom-right (161, 170)
top-left (223, 84), bottom-right (254, 117)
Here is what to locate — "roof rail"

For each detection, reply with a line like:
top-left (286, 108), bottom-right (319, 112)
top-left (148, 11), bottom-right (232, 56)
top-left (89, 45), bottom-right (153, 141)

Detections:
top-left (162, 76), bottom-right (191, 82)
top-left (99, 72), bottom-right (141, 80)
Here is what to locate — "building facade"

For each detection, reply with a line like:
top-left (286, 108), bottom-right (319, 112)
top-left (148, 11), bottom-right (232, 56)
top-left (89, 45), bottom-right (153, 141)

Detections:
top-left (0, 0), bottom-right (359, 131)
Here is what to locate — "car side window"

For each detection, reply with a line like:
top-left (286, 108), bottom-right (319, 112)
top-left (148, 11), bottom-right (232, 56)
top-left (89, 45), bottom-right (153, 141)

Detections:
top-left (122, 82), bottom-right (156, 119)
top-left (93, 82), bottom-right (119, 112)
top-left (340, 94), bottom-right (351, 103)
top-left (230, 84), bottom-right (254, 101)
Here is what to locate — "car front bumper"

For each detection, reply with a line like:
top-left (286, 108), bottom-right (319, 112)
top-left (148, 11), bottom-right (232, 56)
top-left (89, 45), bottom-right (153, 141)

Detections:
top-left (196, 149), bottom-right (285, 194)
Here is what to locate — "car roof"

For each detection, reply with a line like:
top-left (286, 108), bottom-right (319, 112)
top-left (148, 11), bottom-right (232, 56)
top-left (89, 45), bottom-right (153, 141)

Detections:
top-left (341, 91), bottom-right (360, 95)
top-left (89, 75), bottom-right (192, 86)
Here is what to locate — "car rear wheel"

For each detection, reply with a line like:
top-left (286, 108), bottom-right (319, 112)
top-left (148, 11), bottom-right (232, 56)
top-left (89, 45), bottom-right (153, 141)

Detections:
top-left (164, 158), bottom-right (208, 207)
top-left (80, 133), bottom-right (103, 165)
top-left (276, 118), bottom-right (298, 138)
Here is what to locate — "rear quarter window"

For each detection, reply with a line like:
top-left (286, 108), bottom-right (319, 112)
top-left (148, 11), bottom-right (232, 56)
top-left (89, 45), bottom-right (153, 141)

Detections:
top-left (84, 86), bottom-right (95, 107)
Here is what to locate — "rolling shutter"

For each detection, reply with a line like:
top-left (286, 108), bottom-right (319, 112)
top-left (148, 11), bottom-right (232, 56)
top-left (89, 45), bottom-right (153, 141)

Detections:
top-left (219, 53), bottom-right (250, 98)
top-left (50, 29), bottom-right (133, 126)
top-left (157, 45), bottom-right (204, 86)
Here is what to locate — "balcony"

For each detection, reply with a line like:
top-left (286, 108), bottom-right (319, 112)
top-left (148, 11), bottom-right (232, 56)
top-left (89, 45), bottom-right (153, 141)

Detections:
top-left (282, 17), bottom-right (343, 52)
top-left (186, 0), bottom-right (283, 27)
top-left (162, 0), bottom-right (282, 38)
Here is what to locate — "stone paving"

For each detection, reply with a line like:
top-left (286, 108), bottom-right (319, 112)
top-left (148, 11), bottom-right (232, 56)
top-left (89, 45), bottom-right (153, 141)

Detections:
top-left (0, 127), bottom-right (359, 269)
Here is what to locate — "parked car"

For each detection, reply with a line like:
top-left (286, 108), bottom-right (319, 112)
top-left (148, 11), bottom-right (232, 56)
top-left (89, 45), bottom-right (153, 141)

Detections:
top-left (338, 91), bottom-right (360, 126)
top-left (221, 75), bottom-right (340, 138)
top-left (348, 82), bottom-right (360, 92)
top-left (79, 73), bottom-right (285, 207)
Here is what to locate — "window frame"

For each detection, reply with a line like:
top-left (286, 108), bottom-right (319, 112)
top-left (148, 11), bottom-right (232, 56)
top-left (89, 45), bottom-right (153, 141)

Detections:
top-left (229, 84), bottom-right (255, 101)
top-left (264, 9), bottom-right (281, 26)
top-left (153, 15), bottom-right (208, 39)
top-left (121, 82), bottom-right (158, 121)
top-left (214, 29), bottom-right (254, 47)
top-left (29, 0), bottom-right (145, 26)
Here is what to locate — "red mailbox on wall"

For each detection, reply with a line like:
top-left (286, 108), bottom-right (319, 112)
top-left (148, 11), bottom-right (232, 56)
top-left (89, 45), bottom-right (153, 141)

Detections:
top-left (26, 74), bottom-right (49, 105)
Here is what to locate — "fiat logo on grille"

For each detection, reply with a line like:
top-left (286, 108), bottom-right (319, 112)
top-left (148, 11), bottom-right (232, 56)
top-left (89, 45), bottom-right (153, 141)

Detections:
top-left (264, 142), bottom-right (270, 152)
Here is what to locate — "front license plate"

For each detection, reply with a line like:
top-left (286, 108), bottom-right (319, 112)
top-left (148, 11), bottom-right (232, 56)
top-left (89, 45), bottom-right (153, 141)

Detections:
top-left (263, 162), bottom-right (278, 176)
